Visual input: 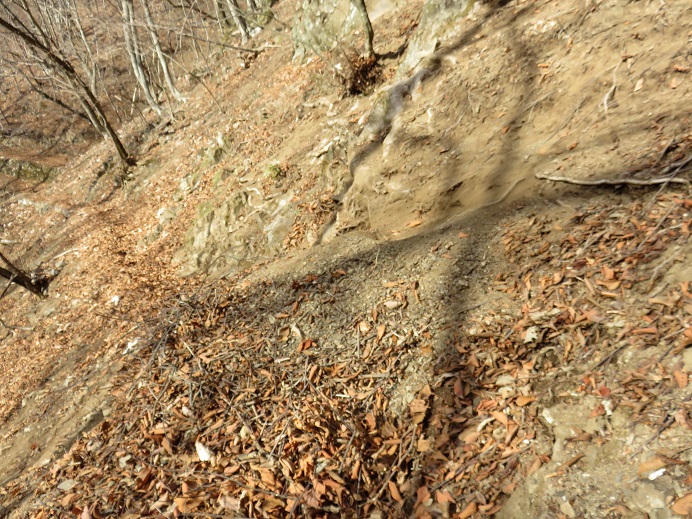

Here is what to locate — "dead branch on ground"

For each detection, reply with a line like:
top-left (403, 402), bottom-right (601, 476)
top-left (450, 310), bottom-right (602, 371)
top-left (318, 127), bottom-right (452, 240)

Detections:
top-left (536, 155), bottom-right (691, 187)
top-left (0, 249), bottom-right (49, 297)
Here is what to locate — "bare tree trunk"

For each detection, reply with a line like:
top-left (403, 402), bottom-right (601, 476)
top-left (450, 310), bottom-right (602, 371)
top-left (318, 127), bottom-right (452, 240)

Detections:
top-left (216, 0), bottom-right (230, 26)
top-left (140, 0), bottom-right (186, 102)
top-left (121, 0), bottom-right (162, 115)
top-left (68, 0), bottom-right (99, 93)
top-left (224, 0), bottom-right (249, 42)
top-left (0, 10), bottom-right (133, 165)
top-left (77, 78), bottom-right (133, 164)
top-left (76, 96), bottom-right (107, 134)
top-left (350, 0), bottom-right (375, 60)
top-left (0, 265), bottom-right (47, 297)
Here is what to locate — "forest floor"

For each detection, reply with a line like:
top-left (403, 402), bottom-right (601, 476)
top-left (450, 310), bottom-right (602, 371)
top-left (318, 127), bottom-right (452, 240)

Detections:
top-left (0, 0), bottom-right (691, 517)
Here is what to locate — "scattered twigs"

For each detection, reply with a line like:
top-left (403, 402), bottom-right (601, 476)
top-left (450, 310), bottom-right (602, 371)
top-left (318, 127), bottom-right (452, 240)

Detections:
top-left (545, 452), bottom-right (585, 479)
top-left (0, 317), bottom-right (33, 332)
top-left (0, 275), bottom-right (14, 300)
top-left (430, 454), bottom-right (481, 493)
top-left (658, 154), bottom-right (692, 176)
top-left (233, 409), bottom-right (268, 456)
top-left (655, 137), bottom-right (678, 166)
top-left (644, 152), bottom-right (692, 210)
top-left (49, 247), bottom-right (82, 262)
top-left (540, 63), bottom-right (619, 147)
top-left (338, 428), bottom-right (358, 472)
top-left (540, 93), bottom-right (586, 146)
top-left (629, 394), bottom-right (692, 460)
top-left (440, 105), bottom-right (469, 138)
top-left (657, 328), bottom-right (686, 362)
top-left (594, 341), bottom-right (630, 369)
top-left (369, 424), bottom-right (416, 503)
top-left (635, 203), bottom-right (676, 252)
top-left (484, 177), bottom-right (526, 207)
top-left (515, 89), bottom-right (556, 120)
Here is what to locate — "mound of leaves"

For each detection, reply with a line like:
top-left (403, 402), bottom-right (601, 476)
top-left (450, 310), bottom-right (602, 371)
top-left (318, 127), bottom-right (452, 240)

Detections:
top-left (344, 55), bottom-right (382, 97)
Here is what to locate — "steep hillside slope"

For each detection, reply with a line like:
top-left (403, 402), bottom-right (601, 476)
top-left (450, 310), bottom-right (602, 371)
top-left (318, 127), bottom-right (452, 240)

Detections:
top-left (0, 0), bottom-right (690, 517)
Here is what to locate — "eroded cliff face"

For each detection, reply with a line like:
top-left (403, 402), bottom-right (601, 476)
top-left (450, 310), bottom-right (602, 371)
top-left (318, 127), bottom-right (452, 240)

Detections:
top-left (290, 0), bottom-right (473, 64)
top-left (291, 0), bottom-right (356, 60)
top-left (396, 0), bottom-right (475, 77)
top-left (171, 186), bottom-right (298, 276)
top-left (175, 0), bottom-right (477, 278)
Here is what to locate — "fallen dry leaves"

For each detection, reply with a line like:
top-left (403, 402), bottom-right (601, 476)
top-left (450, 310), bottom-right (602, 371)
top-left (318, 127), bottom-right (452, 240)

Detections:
top-left (2, 191), bottom-right (689, 517)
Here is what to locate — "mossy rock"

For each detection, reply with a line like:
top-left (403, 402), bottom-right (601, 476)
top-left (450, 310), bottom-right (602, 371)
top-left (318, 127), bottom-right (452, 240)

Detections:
top-left (212, 168), bottom-right (235, 187)
top-left (255, 8), bottom-right (275, 26)
top-left (264, 162), bottom-right (287, 183)
top-left (0, 158), bottom-right (54, 182)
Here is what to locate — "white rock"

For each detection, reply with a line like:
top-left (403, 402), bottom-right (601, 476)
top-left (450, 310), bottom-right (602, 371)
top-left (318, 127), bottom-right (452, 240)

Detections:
top-left (195, 440), bottom-right (213, 462)
top-left (57, 479), bottom-right (77, 491)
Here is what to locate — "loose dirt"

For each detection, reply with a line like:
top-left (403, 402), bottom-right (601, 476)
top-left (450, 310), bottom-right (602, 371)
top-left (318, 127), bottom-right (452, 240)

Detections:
top-left (0, 0), bottom-right (690, 517)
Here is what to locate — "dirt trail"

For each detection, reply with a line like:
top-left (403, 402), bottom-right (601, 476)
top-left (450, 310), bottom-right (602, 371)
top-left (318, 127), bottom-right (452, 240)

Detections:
top-left (0, 0), bottom-right (691, 517)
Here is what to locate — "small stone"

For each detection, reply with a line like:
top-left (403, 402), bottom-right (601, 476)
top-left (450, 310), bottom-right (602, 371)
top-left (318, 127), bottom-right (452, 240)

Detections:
top-left (57, 479), bottom-right (77, 491)
top-left (633, 482), bottom-right (666, 510)
top-left (495, 374), bottom-right (515, 386)
top-left (118, 454), bottom-right (132, 469)
top-left (542, 408), bottom-right (555, 424)
top-left (682, 348), bottom-right (692, 372)
top-left (559, 500), bottom-right (576, 518)
top-left (195, 440), bottom-right (214, 462)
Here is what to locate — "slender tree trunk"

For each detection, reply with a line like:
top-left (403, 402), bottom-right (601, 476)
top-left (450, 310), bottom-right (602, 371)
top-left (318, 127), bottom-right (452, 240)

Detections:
top-left (74, 75), bottom-right (132, 164)
top-left (0, 13), bottom-right (133, 165)
top-left (216, 1), bottom-right (231, 30)
top-left (77, 97), bottom-right (107, 133)
top-left (140, 0), bottom-right (186, 102)
top-left (121, 0), bottom-right (162, 115)
top-left (350, 0), bottom-right (374, 60)
top-left (224, 0), bottom-right (248, 42)
top-left (69, 0), bottom-right (99, 93)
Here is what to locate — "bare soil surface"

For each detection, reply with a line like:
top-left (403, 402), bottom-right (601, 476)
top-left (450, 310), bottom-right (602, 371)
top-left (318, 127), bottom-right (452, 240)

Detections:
top-left (1, 0), bottom-right (691, 517)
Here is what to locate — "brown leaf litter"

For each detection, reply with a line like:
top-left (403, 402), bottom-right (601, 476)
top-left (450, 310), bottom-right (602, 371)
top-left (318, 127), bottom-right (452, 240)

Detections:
top-left (0, 187), bottom-right (687, 518)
